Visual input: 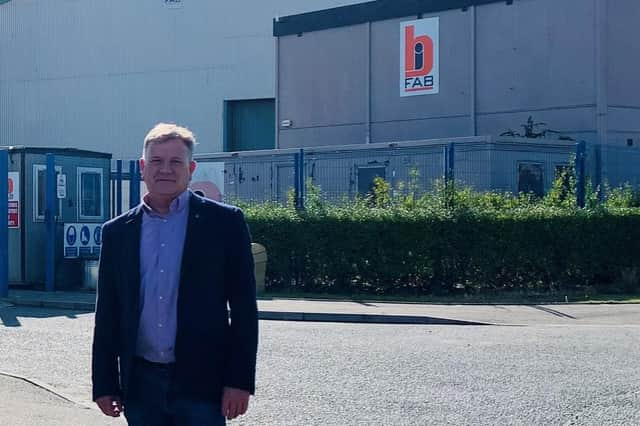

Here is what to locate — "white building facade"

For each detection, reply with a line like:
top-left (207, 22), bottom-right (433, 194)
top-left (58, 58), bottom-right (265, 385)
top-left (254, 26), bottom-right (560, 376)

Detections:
top-left (0, 0), bottom-right (361, 159)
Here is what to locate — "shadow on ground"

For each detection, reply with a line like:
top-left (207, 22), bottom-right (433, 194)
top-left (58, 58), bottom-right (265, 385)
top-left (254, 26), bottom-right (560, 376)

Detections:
top-left (0, 305), bottom-right (92, 328)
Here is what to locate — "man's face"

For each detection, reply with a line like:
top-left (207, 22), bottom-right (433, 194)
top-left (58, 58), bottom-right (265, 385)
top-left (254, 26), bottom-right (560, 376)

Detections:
top-left (140, 138), bottom-right (196, 199)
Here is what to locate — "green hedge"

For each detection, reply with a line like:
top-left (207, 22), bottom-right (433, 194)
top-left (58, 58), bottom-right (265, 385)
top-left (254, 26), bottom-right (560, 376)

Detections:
top-left (244, 202), bottom-right (640, 296)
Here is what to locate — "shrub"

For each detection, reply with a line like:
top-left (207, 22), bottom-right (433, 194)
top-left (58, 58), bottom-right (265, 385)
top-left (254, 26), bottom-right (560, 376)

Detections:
top-left (243, 179), bottom-right (640, 296)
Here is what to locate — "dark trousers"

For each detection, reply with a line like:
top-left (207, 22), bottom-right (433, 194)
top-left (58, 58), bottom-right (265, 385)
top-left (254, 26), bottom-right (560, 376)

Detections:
top-left (124, 358), bottom-right (225, 426)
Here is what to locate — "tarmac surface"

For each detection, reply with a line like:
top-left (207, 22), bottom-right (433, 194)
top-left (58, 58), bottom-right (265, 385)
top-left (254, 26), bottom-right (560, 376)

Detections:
top-left (1, 289), bottom-right (639, 425)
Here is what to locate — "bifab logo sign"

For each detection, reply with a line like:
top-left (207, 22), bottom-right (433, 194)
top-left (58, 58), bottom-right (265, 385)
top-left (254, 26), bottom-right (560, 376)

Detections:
top-left (400, 18), bottom-right (439, 97)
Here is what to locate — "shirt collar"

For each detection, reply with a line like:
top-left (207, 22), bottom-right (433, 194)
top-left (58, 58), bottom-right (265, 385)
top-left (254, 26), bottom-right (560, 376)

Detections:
top-left (142, 189), bottom-right (191, 217)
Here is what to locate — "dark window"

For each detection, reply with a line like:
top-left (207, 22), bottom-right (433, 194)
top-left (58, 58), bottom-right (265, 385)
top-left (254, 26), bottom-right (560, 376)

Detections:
top-left (79, 169), bottom-right (103, 218)
top-left (34, 166), bottom-right (61, 220)
top-left (37, 169), bottom-right (46, 218)
top-left (518, 163), bottom-right (543, 197)
top-left (357, 166), bottom-right (386, 196)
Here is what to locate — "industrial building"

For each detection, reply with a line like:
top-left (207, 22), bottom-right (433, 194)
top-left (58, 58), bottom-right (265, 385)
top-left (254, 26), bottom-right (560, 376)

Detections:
top-left (274, 0), bottom-right (640, 149)
top-left (1, 0), bottom-right (639, 201)
top-left (192, 0), bottom-right (640, 202)
top-left (0, 0), bottom-right (362, 159)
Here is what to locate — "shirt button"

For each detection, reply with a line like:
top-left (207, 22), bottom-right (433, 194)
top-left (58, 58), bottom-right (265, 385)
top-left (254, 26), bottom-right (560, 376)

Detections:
top-left (160, 269), bottom-right (164, 273)
top-left (161, 243), bottom-right (166, 248)
top-left (159, 296), bottom-right (164, 300)
top-left (163, 219), bottom-right (167, 223)
top-left (158, 323), bottom-right (163, 328)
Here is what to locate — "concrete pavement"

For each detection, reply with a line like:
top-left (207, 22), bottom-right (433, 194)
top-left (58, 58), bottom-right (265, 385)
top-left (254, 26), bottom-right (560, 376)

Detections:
top-left (0, 373), bottom-right (121, 426)
top-left (3, 289), bottom-right (640, 326)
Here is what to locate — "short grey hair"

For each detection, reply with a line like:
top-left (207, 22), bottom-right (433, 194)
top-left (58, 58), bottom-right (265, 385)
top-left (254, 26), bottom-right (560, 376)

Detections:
top-left (142, 123), bottom-right (197, 160)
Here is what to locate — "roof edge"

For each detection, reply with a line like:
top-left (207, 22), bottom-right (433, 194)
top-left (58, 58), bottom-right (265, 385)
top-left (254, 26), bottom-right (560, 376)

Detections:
top-left (273, 0), bottom-right (508, 37)
top-left (0, 146), bottom-right (112, 158)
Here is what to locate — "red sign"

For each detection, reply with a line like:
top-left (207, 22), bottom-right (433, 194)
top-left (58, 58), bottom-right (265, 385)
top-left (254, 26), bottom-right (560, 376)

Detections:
top-left (8, 201), bottom-right (18, 228)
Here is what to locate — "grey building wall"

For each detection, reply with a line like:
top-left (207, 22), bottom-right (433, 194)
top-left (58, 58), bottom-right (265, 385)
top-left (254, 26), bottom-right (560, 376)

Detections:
top-left (607, 0), bottom-right (640, 145)
top-left (278, 24), bottom-right (369, 147)
top-left (0, 0), bottom-right (362, 159)
top-left (277, 0), bottom-right (640, 149)
top-left (474, 0), bottom-right (597, 141)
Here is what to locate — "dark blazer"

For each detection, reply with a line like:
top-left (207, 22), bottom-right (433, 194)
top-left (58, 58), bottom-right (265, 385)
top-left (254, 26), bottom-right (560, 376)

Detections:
top-left (92, 192), bottom-right (258, 402)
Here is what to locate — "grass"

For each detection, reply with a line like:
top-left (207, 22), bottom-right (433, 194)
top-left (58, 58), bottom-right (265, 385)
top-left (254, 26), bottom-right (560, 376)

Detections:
top-left (258, 289), bottom-right (640, 305)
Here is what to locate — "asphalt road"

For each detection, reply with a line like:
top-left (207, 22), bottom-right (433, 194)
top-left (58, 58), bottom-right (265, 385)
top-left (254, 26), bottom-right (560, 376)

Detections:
top-left (0, 305), bottom-right (639, 425)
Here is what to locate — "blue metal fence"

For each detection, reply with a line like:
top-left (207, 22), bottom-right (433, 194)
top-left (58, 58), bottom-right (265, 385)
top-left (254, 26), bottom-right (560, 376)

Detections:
top-left (191, 137), bottom-right (589, 206)
top-left (110, 160), bottom-right (141, 217)
top-left (0, 150), bottom-right (7, 298)
top-left (45, 154), bottom-right (56, 292)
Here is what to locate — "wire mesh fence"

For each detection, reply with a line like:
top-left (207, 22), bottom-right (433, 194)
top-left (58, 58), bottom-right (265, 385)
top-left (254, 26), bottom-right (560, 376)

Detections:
top-left (193, 137), bottom-right (583, 205)
top-left (595, 144), bottom-right (640, 189)
top-left (110, 137), bottom-right (640, 213)
top-left (303, 142), bottom-right (447, 202)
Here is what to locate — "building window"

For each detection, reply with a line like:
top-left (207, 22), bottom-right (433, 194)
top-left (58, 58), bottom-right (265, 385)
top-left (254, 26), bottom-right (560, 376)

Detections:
top-left (33, 165), bottom-right (62, 221)
top-left (78, 167), bottom-right (103, 219)
top-left (518, 163), bottom-right (544, 197)
top-left (357, 166), bottom-right (386, 196)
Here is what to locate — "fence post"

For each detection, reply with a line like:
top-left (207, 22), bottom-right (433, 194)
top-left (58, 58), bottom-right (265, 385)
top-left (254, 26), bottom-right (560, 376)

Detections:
top-left (575, 141), bottom-right (586, 208)
top-left (443, 143), bottom-right (455, 183)
top-left (442, 145), bottom-right (448, 182)
top-left (442, 143), bottom-right (455, 208)
top-left (294, 149), bottom-right (305, 210)
top-left (129, 160), bottom-right (141, 209)
top-left (594, 144), bottom-right (603, 201)
top-left (116, 160), bottom-right (122, 215)
top-left (0, 150), bottom-right (8, 298)
top-left (45, 154), bottom-right (56, 292)
top-left (448, 143), bottom-right (455, 183)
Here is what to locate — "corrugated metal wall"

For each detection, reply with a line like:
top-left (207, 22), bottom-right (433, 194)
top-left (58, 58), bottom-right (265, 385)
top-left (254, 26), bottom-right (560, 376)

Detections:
top-left (0, 0), bottom-right (362, 159)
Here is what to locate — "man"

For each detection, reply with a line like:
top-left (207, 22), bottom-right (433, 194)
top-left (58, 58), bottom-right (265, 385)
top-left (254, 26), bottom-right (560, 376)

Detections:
top-left (92, 123), bottom-right (258, 425)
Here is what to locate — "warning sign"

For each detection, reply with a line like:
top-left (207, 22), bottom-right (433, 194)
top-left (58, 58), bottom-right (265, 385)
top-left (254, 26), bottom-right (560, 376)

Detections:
top-left (64, 223), bottom-right (103, 258)
top-left (8, 172), bottom-right (19, 201)
top-left (8, 201), bottom-right (18, 228)
top-left (8, 172), bottom-right (19, 228)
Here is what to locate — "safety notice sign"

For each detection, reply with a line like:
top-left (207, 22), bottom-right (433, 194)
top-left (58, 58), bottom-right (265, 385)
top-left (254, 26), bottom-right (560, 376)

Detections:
top-left (64, 223), bottom-right (102, 258)
top-left (8, 172), bottom-right (19, 228)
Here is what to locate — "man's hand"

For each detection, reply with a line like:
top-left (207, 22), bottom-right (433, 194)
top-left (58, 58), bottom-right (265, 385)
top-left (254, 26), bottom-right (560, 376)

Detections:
top-left (221, 386), bottom-right (250, 420)
top-left (95, 395), bottom-right (123, 417)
